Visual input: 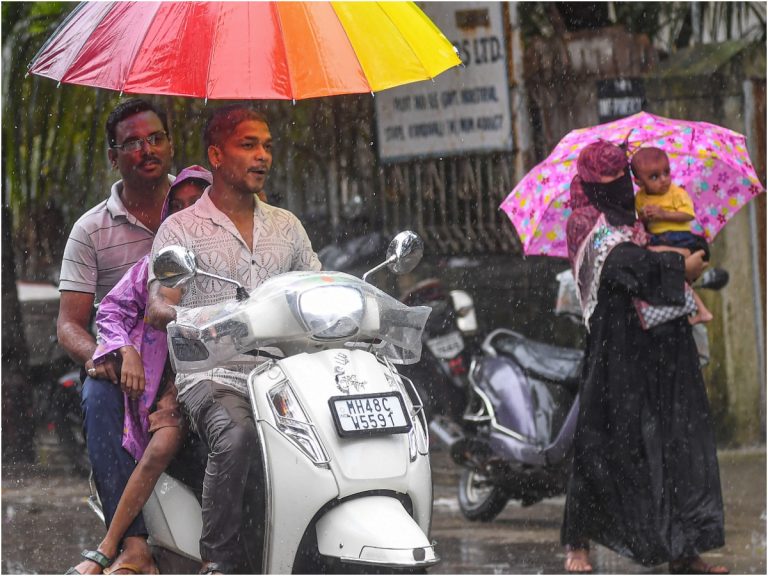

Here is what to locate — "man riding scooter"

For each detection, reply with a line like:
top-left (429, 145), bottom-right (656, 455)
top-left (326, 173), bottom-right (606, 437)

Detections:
top-left (146, 105), bottom-right (321, 574)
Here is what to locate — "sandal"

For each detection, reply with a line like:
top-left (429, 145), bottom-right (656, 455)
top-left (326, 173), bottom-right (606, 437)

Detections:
top-left (199, 562), bottom-right (224, 574)
top-left (669, 557), bottom-right (730, 574)
top-left (104, 559), bottom-right (159, 575)
top-left (65, 550), bottom-right (113, 575)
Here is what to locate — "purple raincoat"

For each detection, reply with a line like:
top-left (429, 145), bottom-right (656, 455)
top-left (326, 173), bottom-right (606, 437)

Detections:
top-left (92, 255), bottom-right (167, 460)
top-left (91, 165), bottom-right (213, 461)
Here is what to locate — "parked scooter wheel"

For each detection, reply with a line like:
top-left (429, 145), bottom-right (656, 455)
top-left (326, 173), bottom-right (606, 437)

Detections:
top-left (50, 376), bottom-right (89, 477)
top-left (457, 468), bottom-right (508, 522)
top-left (52, 394), bottom-right (89, 477)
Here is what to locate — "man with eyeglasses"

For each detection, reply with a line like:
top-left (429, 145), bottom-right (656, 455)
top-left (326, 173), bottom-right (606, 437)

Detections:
top-left (58, 98), bottom-right (174, 575)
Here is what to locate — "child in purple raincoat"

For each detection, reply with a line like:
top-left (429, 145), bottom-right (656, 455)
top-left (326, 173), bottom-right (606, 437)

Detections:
top-left (84, 166), bottom-right (212, 574)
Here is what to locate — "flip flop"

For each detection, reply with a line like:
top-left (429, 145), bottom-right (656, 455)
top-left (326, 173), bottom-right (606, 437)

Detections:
top-left (65, 550), bottom-right (113, 574)
top-left (104, 558), bottom-right (160, 575)
top-left (199, 562), bottom-right (224, 575)
top-left (103, 563), bottom-right (143, 575)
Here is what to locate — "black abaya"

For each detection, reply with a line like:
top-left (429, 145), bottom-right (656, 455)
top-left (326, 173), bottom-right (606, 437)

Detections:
top-left (561, 243), bottom-right (725, 566)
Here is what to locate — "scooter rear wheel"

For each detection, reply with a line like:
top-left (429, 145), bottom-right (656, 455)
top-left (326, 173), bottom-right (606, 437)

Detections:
top-left (457, 467), bottom-right (508, 522)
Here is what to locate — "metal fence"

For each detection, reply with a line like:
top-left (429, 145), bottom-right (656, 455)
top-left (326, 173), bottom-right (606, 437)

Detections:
top-left (377, 155), bottom-right (521, 254)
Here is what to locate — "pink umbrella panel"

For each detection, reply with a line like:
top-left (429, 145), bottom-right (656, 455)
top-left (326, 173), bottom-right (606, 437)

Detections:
top-left (500, 112), bottom-right (765, 258)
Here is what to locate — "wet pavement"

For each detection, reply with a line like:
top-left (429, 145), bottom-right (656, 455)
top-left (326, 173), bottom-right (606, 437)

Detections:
top-left (2, 429), bottom-right (765, 574)
top-left (428, 446), bottom-right (766, 574)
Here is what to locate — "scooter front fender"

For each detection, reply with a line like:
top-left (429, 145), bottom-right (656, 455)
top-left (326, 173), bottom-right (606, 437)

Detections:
top-left (316, 496), bottom-right (438, 568)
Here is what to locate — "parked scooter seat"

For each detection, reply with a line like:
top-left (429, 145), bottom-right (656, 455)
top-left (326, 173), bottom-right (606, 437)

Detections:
top-left (483, 329), bottom-right (583, 388)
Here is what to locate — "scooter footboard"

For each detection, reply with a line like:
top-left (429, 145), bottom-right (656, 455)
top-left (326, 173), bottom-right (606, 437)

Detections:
top-left (316, 496), bottom-right (438, 568)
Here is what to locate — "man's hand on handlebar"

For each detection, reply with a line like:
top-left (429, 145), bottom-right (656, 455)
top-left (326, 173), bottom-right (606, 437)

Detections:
top-left (146, 280), bottom-right (182, 330)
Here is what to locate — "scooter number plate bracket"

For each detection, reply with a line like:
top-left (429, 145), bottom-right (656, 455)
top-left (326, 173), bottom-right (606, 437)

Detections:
top-left (328, 392), bottom-right (412, 437)
top-left (427, 330), bottom-right (464, 359)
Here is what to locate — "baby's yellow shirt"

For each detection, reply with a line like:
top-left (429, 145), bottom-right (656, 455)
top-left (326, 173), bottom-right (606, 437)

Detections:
top-left (635, 183), bottom-right (696, 234)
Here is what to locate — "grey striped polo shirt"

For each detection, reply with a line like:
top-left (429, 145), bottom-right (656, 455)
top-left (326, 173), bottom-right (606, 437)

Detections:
top-left (59, 176), bottom-right (175, 304)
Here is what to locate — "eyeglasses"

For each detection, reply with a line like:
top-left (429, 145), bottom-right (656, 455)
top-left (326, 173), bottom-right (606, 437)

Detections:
top-left (112, 131), bottom-right (168, 153)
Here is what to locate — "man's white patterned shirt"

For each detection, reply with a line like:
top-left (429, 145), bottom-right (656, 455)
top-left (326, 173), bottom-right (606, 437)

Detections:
top-left (149, 189), bottom-right (320, 398)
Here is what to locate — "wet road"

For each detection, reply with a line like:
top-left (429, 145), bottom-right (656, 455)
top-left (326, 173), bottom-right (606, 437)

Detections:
top-left (2, 430), bottom-right (765, 574)
top-left (427, 446), bottom-right (766, 574)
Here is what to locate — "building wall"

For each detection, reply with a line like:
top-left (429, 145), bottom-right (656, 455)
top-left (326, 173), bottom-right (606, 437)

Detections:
top-left (644, 67), bottom-right (766, 445)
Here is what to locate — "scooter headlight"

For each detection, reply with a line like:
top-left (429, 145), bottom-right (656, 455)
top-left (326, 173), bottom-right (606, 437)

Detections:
top-left (298, 286), bottom-right (365, 340)
top-left (268, 381), bottom-right (329, 465)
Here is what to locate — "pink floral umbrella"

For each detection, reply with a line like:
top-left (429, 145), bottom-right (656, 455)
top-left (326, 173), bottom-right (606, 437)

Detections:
top-left (500, 111), bottom-right (765, 258)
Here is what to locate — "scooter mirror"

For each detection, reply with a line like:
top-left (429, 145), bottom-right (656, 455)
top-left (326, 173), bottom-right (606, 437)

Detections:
top-left (386, 231), bottom-right (424, 275)
top-left (450, 290), bottom-right (478, 334)
top-left (153, 245), bottom-right (251, 300)
top-left (153, 245), bottom-right (198, 288)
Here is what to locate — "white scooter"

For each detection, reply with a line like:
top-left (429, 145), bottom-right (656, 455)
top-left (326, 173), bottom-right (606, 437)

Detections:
top-left (87, 231), bottom-right (438, 574)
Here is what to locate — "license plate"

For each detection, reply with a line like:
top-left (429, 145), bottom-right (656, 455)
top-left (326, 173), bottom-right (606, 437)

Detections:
top-left (427, 331), bottom-right (464, 359)
top-left (328, 392), bottom-right (412, 437)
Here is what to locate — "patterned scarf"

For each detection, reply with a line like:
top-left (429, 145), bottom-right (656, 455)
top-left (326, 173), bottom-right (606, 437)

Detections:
top-left (565, 141), bottom-right (648, 327)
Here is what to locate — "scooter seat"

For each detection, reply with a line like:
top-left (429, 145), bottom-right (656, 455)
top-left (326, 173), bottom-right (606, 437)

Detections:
top-left (483, 329), bottom-right (583, 386)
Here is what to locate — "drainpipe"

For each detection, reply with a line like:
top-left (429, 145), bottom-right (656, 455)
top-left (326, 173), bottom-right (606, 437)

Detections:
top-left (505, 1), bottom-right (534, 179)
top-left (742, 79), bottom-right (766, 433)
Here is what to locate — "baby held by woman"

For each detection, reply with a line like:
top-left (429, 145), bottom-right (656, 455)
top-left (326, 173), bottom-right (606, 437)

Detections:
top-left (632, 147), bottom-right (713, 325)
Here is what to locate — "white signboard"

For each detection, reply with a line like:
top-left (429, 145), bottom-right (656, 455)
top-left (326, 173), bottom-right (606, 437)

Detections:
top-left (375, 2), bottom-right (512, 161)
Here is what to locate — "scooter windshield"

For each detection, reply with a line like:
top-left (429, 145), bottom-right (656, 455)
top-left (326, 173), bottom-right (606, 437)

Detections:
top-left (168, 272), bottom-right (431, 373)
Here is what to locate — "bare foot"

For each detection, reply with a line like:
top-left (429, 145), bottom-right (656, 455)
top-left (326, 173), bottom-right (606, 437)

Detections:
top-left (565, 547), bottom-right (593, 573)
top-left (670, 555), bottom-right (729, 574)
top-left (689, 309), bottom-right (713, 325)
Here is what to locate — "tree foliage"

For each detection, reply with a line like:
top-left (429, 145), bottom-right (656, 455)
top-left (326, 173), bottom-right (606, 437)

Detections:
top-left (3, 2), bottom-right (112, 278)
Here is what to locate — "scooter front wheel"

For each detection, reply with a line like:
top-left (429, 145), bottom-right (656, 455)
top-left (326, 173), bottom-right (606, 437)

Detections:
top-left (457, 467), bottom-right (508, 522)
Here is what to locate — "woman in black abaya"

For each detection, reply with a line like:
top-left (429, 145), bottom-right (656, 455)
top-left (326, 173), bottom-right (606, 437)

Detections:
top-left (560, 141), bottom-right (727, 574)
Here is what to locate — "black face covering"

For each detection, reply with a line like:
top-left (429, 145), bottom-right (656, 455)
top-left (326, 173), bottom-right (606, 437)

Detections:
top-left (581, 169), bottom-right (636, 227)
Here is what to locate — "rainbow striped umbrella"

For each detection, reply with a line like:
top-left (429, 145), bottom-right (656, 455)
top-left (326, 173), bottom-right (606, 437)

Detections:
top-left (28, 1), bottom-right (461, 100)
